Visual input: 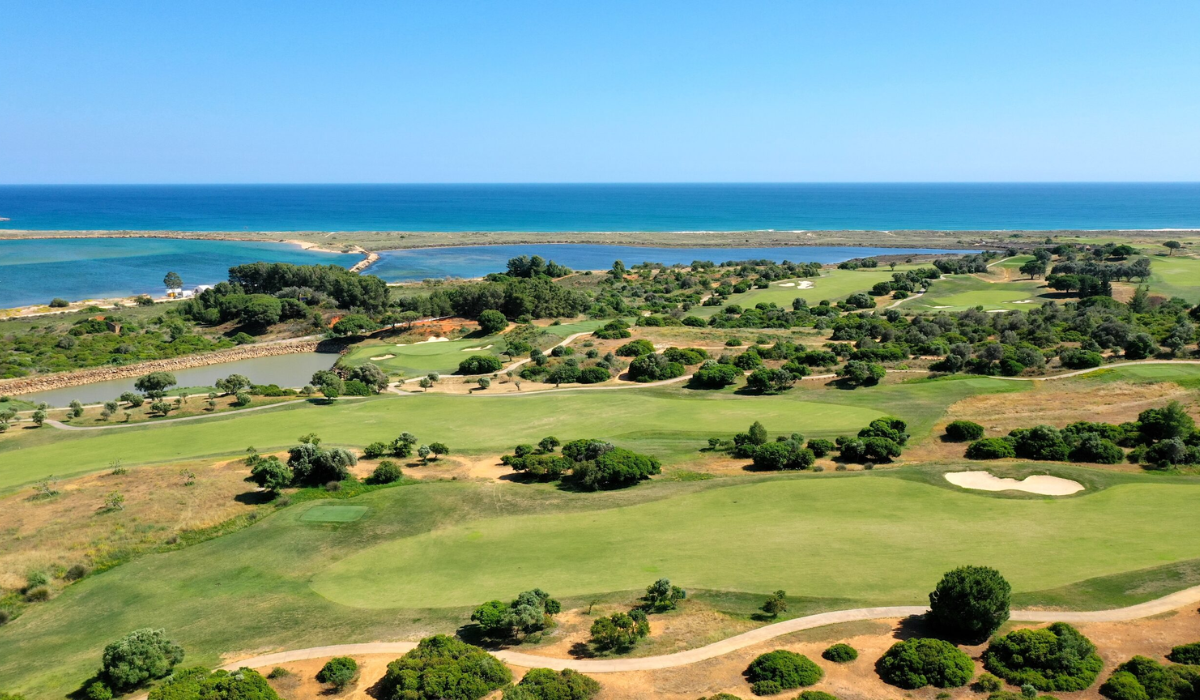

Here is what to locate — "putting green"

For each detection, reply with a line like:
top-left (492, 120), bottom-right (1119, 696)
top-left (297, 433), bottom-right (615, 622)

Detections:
top-left (310, 477), bottom-right (1200, 609)
top-left (1145, 255), bottom-right (1200, 303)
top-left (300, 505), bottom-right (369, 522)
top-left (903, 275), bottom-right (1049, 312)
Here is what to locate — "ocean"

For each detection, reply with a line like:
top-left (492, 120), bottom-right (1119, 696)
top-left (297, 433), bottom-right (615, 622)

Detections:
top-left (1, 183), bottom-right (1199, 231)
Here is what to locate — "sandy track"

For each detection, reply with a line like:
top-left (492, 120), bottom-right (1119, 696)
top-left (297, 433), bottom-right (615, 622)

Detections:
top-left (214, 586), bottom-right (1200, 674)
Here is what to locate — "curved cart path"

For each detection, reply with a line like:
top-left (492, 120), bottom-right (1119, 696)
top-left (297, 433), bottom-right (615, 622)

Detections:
top-left (214, 584), bottom-right (1200, 674)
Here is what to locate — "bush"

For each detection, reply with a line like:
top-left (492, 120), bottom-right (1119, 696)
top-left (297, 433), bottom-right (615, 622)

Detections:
top-left (369, 460), bottom-right (403, 484)
top-left (691, 362), bottom-right (741, 388)
top-left (84, 682), bottom-right (112, 700)
top-left (343, 379), bottom-right (372, 396)
top-left (1009, 426), bottom-right (1070, 461)
top-left (983, 622), bottom-right (1103, 691)
top-left (100, 628), bottom-right (186, 692)
top-left (1168, 642), bottom-right (1200, 665)
top-left (745, 650), bottom-right (823, 695)
top-left (477, 309), bottom-right (508, 335)
top-left (837, 360), bottom-right (885, 387)
top-left (627, 353), bottom-right (686, 382)
top-left (928, 565), bottom-right (1011, 643)
top-left (822, 643), bottom-right (858, 663)
top-left (975, 672), bottom-right (1003, 692)
top-left (663, 347), bottom-right (708, 365)
top-left (966, 438), bottom-right (1016, 460)
top-left (363, 441), bottom-right (391, 459)
top-left (502, 668), bottom-right (600, 700)
top-left (1068, 434), bottom-right (1124, 464)
top-left (232, 392), bottom-right (252, 407)
top-left (1099, 656), bottom-right (1200, 700)
top-left (876, 638), bottom-right (974, 689)
top-left (148, 666), bottom-right (281, 700)
top-left (577, 366), bottom-right (611, 384)
top-left (1059, 348), bottom-right (1104, 369)
top-left (457, 355), bottom-right (503, 375)
top-left (807, 439), bottom-right (835, 458)
top-left (50, 298), bottom-right (70, 308)
top-left (379, 635), bottom-right (511, 700)
top-left (570, 447), bottom-right (661, 490)
top-left (945, 420), bottom-right (985, 442)
top-left (751, 440), bottom-right (815, 470)
top-left (615, 339), bottom-right (655, 357)
top-left (796, 693), bottom-right (838, 700)
top-left (590, 610), bottom-right (650, 650)
top-left (317, 657), bottom-right (359, 690)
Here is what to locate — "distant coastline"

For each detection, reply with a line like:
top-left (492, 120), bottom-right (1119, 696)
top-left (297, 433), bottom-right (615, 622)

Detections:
top-left (3, 227), bottom-right (1197, 254)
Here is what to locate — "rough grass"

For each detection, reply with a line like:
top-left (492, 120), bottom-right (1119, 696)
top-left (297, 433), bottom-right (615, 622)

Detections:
top-left (7, 470), bottom-right (1200, 698)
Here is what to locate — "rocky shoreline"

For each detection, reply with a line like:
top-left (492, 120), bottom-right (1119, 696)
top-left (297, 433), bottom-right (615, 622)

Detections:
top-left (0, 338), bottom-right (335, 397)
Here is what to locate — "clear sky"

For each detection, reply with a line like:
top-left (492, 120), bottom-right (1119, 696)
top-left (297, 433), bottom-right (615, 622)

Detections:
top-left (2, 1), bottom-right (1199, 184)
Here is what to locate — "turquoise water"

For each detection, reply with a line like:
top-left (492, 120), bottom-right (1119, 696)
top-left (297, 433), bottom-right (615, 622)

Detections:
top-left (2, 183), bottom-right (1199, 231)
top-left (0, 238), bottom-right (968, 309)
top-left (0, 238), bottom-right (352, 308)
top-left (369, 244), bottom-right (967, 280)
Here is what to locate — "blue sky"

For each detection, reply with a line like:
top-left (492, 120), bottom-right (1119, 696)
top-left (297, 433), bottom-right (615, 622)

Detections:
top-left (2, 1), bottom-right (1198, 183)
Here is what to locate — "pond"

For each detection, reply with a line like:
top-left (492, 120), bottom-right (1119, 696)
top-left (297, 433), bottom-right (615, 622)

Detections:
top-left (18, 351), bottom-right (337, 407)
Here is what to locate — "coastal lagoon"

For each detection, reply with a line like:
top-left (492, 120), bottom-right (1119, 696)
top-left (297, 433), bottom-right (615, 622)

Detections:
top-left (18, 352), bottom-right (337, 407)
top-left (368, 243), bottom-right (970, 281)
top-left (0, 238), bottom-right (352, 308)
top-left (0, 238), bottom-right (970, 308)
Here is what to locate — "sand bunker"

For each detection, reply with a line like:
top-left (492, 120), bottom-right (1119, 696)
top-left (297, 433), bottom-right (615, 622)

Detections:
top-left (369, 354), bottom-right (395, 361)
top-left (1010, 300), bottom-right (1035, 304)
top-left (777, 280), bottom-right (815, 289)
top-left (932, 305), bottom-right (952, 309)
top-left (395, 337), bottom-right (449, 347)
top-left (944, 471), bottom-right (1084, 496)
top-left (462, 344), bottom-right (494, 351)
top-left (778, 282), bottom-right (795, 287)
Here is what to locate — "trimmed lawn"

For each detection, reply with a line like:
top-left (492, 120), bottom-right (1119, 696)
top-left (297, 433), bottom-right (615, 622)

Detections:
top-left (6, 471), bottom-right (1200, 698)
top-left (902, 274), bottom-right (1050, 312)
top-left (694, 267), bottom-right (918, 317)
top-left (1146, 255), bottom-right (1200, 303)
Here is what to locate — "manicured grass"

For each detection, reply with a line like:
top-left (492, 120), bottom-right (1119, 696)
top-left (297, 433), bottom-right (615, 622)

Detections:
top-left (696, 267), bottom-right (918, 316)
top-left (0, 387), bottom-right (893, 491)
top-left (311, 475), bottom-right (1200, 609)
top-left (902, 274), bottom-right (1050, 312)
top-left (300, 505), bottom-right (369, 522)
top-left (6, 470), bottom-right (1200, 698)
top-left (1145, 255), bottom-right (1200, 303)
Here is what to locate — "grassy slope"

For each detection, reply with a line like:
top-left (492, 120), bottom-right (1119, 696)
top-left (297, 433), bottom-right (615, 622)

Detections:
top-left (6, 468), bottom-right (1200, 698)
top-left (0, 374), bottom-right (1024, 493)
top-left (696, 268), bottom-right (913, 317)
top-left (902, 274), bottom-right (1050, 312)
top-left (1146, 255), bottom-right (1200, 303)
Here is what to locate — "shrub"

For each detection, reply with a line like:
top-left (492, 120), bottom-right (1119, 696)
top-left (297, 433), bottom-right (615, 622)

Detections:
top-left (691, 362), bottom-right (741, 388)
top-left (822, 643), bottom-right (858, 663)
top-left (50, 298), bottom-right (70, 308)
top-left (369, 460), bottom-right (403, 484)
top-left (232, 392), bottom-right (252, 407)
top-left (65, 563), bottom-right (90, 581)
top-left (751, 440), bottom-right (815, 470)
top-left (663, 347), bottom-right (708, 365)
top-left (1068, 434), bottom-right (1124, 464)
top-left (148, 666), bottom-right (280, 700)
top-left (745, 368), bottom-right (796, 394)
top-left (837, 360), bottom-right (885, 387)
top-left (615, 339), bottom-right (655, 357)
top-left (975, 672), bottom-right (1003, 692)
top-left (627, 353), bottom-right (686, 382)
top-left (984, 622), bottom-right (1103, 691)
top-left (1168, 642), bottom-right (1200, 665)
top-left (697, 695), bottom-right (743, 700)
top-left (806, 439), bottom-right (835, 458)
top-left (100, 628), bottom-right (186, 692)
top-left (590, 610), bottom-right (650, 650)
top-left (593, 320), bottom-right (631, 340)
top-left (471, 589), bottom-right (561, 639)
top-left (84, 682), bottom-right (112, 700)
top-left (502, 668), bottom-right (600, 700)
top-left (644, 578), bottom-right (686, 612)
top-left (570, 447), bottom-right (661, 490)
top-left (1099, 656), bottom-right (1200, 700)
top-left (577, 366), bottom-right (611, 384)
top-left (928, 565), bottom-right (1011, 643)
top-left (317, 656), bottom-right (359, 690)
top-left (945, 420), bottom-right (985, 442)
top-left (457, 355), bottom-right (504, 375)
top-left (477, 309), bottom-right (508, 335)
top-left (796, 693), bottom-right (838, 700)
top-left (745, 650), bottom-right (823, 695)
top-left (1060, 349), bottom-right (1104, 369)
top-left (379, 635), bottom-right (511, 700)
top-left (363, 441), bottom-right (391, 459)
top-left (877, 638), bottom-right (974, 689)
top-left (967, 438), bottom-right (1016, 460)
top-left (1009, 426), bottom-right (1070, 461)
top-left (343, 379), bottom-right (372, 396)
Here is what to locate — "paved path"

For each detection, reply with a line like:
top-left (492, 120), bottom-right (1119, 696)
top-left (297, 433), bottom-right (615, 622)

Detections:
top-left (214, 585), bottom-right (1200, 674)
top-left (44, 399), bottom-right (310, 431)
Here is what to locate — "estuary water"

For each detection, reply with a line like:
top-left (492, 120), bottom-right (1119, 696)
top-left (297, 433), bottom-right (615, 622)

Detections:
top-left (2, 183), bottom-right (1199, 232)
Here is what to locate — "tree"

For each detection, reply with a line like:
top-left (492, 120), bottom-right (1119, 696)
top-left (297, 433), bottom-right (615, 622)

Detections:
top-left (761, 590), bottom-right (788, 618)
top-left (369, 460), bottom-right (403, 484)
top-left (570, 447), bottom-right (661, 490)
top-left (347, 363), bottom-right (389, 392)
top-left (476, 377), bottom-right (491, 390)
top-left (1019, 259), bottom-right (1047, 279)
top-left (311, 370), bottom-right (344, 399)
top-left (31, 409), bottom-right (46, 427)
top-left (644, 578), bottom-right (686, 612)
top-left (216, 374), bottom-right (251, 395)
top-left (100, 628), bottom-right (185, 692)
top-left (537, 436), bottom-right (560, 453)
top-left (1138, 401), bottom-right (1196, 441)
top-left (163, 271), bottom-right (183, 290)
top-left (418, 445), bottom-right (432, 463)
top-left (748, 421), bottom-right (768, 445)
top-left (944, 420), bottom-right (984, 442)
top-left (249, 456), bottom-right (292, 494)
top-left (135, 372), bottom-right (177, 399)
top-left (458, 355), bottom-right (504, 375)
top-left (379, 635), bottom-right (512, 700)
top-left (745, 368), bottom-right (796, 394)
top-left (1123, 332), bottom-right (1159, 360)
top-left (477, 309), bottom-right (508, 335)
top-left (502, 668), bottom-right (600, 700)
top-left (691, 362), bottom-right (741, 388)
top-left (471, 590), bottom-right (561, 639)
top-left (928, 565), bottom-right (1011, 643)
top-left (589, 610), bottom-right (649, 650)
top-left (287, 441), bottom-right (357, 485)
top-left (1164, 240), bottom-right (1182, 255)
top-left (241, 295), bottom-right (282, 328)
top-left (429, 442), bottom-right (449, 459)
top-left (837, 360), bottom-right (885, 387)
top-left (316, 657), bottom-right (358, 691)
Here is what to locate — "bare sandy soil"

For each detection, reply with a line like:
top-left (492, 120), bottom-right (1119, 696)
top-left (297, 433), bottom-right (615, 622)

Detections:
top-left (257, 605), bottom-right (1200, 700)
top-left (944, 470), bottom-right (1085, 495)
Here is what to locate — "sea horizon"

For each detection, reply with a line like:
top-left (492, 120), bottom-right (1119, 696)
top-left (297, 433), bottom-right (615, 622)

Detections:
top-left (2, 182), bottom-right (1200, 232)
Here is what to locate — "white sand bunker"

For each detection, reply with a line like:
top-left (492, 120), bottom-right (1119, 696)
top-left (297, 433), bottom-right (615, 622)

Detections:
top-left (932, 305), bottom-right (952, 309)
top-left (1009, 300), bottom-right (1034, 304)
top-left (945, 471), bottom-right (1084, 496)
top-left (778, 282), bottom-right (795, 287)
top-left (795, 280), bottom-right (814, 289)
top-left (462, 344), bottom-right (494, 351)
top-left (986, 309), bottom-right (1008, 313)
top-left (370, 354), bottom-right (395, 361)
top-left (396, 336), bottom-right (449, 347)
